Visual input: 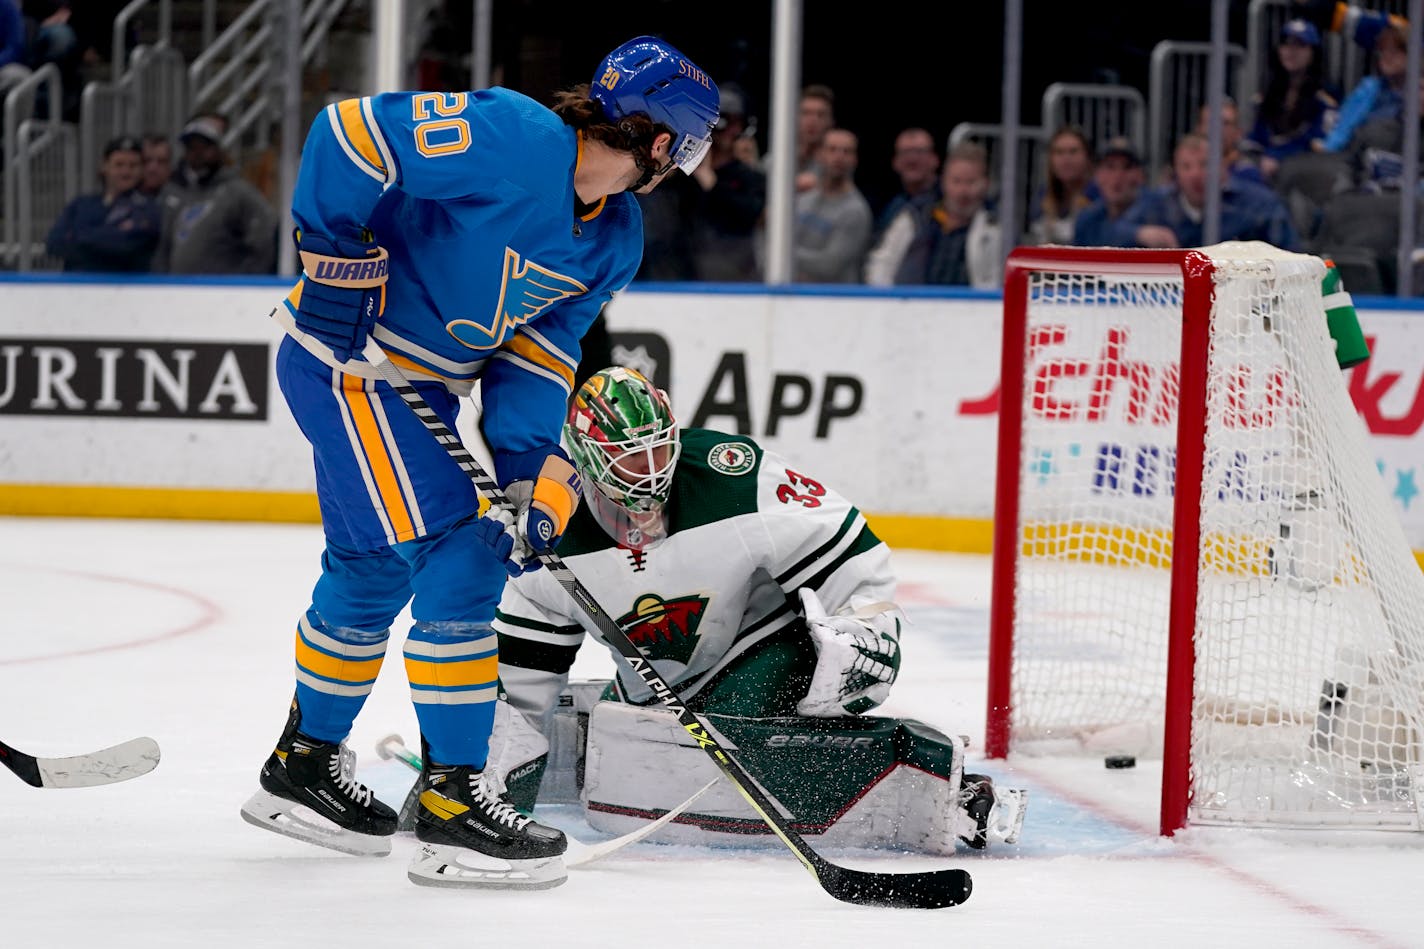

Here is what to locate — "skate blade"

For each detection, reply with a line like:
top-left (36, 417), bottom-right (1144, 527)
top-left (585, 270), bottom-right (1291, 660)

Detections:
top-left (990, 787), bottom-right (1028, 845)
top-left (240, 789), bottom-right (392, 857)
top-left (407, 842), bottom-right (567, 890)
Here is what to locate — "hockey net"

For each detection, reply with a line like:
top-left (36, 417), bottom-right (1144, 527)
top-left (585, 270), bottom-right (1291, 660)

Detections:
top-left (986, 243), bottom-right (1424, 834)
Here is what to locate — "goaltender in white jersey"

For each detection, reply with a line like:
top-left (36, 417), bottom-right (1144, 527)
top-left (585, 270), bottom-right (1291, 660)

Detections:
top-left (485, 366), bottom-right (1024, 853)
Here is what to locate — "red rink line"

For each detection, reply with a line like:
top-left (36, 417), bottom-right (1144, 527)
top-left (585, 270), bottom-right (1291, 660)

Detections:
top-left (0, 563), bottom-right (222, 666)
top-left (1009, 759), bottom-right (1409, 949)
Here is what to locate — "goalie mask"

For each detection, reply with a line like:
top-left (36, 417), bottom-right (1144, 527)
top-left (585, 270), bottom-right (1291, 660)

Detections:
top-left (565, 367), bottom-right (681, 550)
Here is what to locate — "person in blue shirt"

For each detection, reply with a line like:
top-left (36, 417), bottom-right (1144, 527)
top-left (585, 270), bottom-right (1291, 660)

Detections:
top-left (1322, 23), bottom-right (1408, 154)
top-left (45, 135), bottom-right (161, 272)
top-left (1072, 138), bottom-right (1145, 247)
top-left (1113, 133), bottom-right (1300, 251)
top-left (240, 36), bottom-right (719, 892)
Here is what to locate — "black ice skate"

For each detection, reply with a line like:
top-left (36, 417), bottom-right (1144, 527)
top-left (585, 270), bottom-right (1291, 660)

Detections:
top-left (957, 773), bottom-right (997, 850)
top-left (239, 697), bottom-right (397, 856)
top-left (409, 760), bottom-right (567, 889)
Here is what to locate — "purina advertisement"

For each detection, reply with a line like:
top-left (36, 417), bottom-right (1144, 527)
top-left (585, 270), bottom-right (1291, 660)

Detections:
top-left (0, 279), bottom-right (1420, 552)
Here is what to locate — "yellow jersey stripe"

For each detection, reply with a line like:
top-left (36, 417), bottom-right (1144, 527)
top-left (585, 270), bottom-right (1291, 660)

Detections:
top-left (336, 98), bottom-right (387, 175)
top-left (500, 334), bottom-right (576, 388)
top-left (403, 653), bottom-right (498, 689)
top-left (294, 628), bottom-right (386, 684)
top-left (340, 374), bottom-right (417, 542)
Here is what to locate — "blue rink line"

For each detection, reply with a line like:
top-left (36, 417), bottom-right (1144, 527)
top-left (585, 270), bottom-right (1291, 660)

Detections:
top-left (358, 756), bottom-right (1154, 861)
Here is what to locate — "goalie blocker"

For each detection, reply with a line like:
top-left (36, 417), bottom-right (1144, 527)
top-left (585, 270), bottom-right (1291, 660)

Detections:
top-left (488, 680), bottom-right (1026, 854)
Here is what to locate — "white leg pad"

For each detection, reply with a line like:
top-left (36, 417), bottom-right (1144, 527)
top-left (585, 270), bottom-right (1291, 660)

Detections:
top-left (579, 702), bottom-right (975, 854)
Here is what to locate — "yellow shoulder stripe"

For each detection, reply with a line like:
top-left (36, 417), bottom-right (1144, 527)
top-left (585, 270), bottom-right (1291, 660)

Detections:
top-left (337, 98), bottom-right (386, 175)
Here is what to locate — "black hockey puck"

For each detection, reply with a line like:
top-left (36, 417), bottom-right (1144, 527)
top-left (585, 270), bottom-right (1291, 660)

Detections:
top-left (1105, 755), bottom-right (1136, 769)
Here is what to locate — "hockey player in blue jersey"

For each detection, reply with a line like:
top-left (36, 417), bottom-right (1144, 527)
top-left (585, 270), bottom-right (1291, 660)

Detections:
top-left (240, 37), bottom-right (718, 890)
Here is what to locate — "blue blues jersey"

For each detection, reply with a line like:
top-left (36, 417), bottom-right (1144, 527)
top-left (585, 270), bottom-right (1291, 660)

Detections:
top-left (274, 87), bottom-right (644, 457)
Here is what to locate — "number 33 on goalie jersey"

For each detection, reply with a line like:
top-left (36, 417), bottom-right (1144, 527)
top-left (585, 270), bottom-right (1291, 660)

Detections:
top-left (492, 430), bottom-right (901, 711)
top-left (276, 88), bottom-right (643, 455)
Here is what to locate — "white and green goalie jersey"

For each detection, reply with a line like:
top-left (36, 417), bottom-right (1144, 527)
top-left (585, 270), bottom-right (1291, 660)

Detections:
top-left (492, 428), bottom-right (896, 722)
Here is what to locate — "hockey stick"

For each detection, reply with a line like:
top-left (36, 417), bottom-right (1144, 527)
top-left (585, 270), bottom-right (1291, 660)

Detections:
top-left (0, 736), bottom-right (160, 788)
top-left (374, 733), bottom-right (718, 867)
top-left (361, 338), bottom-right (972, 909)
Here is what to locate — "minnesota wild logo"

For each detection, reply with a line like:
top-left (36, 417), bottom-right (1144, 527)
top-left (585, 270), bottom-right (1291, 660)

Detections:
top-left (617, 593), bottom-right (709, 665)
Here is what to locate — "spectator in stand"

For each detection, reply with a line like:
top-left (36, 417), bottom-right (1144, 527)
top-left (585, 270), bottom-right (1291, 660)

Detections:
top-left (1248, 18), bottom-right (1339, 182)
top-left (139, 133), bottom-right (173, 198)
top-left (633, 168), bottom-right (697, 281)
top-left (1312, 75), bottom-right (1424, 293)
top-left (153, 114), bottom-right (278, 274)
top-left (45, 134), bottom-right (161, 272)
top-left (1028, 126), bottom-right (1098, 244)
top-left (0, 0), bottom-right (30, 96)
top-left (763, 84), bottom-right (834, 193)
top-left (793, 127), bottom-right (872, 283)
top-left (1321, 23), bottom-right (1409, 154)
top-left (874, 127), bottom-right (940, 241)
top-left (865, 141), bottom-right (1003, 289)
top-left (1195, 98), bottom-right (1264, 185)
top-left (1073, 137), bottom-right (1145, 246)
top-left (688, 84), bottom-right (766, 282)
top-left (1117, 133), bottom-right (1299, 250)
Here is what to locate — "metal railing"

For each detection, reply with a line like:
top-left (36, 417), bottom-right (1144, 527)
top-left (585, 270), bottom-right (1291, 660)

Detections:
top-left (79, 45), bottom-right (189, 188)
top-left (2, 65), bottom-right (77, 270)
top-left (1149, 40), bottom-right (1246, 177)
top-left (1041, 82), bottom-right (1147, 154)
top-left (1243, 0), bottom-right (1292, 125)
top-left (112, 0), bottom-right (174, 82)
top-left (949, 122), bottom-right (1046, 245)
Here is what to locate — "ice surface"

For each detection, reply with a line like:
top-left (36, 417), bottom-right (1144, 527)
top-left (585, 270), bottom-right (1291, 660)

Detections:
top-left (1, 519), bottom-right (1419, 947)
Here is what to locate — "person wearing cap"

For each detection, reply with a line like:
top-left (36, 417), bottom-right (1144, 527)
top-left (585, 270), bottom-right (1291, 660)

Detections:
top-left (240, 36), bottom-right (719, 891)
top-left (688, 83), bottom-right (766, 281)
top-left (1073, 137), bottom-right (1145, 246)
top-left (1248, 18), bottom-right (1339, 181)
top-left (151, 114), bottom-right (278, 274)
top-left (45, 134), bottom-right (160, 272)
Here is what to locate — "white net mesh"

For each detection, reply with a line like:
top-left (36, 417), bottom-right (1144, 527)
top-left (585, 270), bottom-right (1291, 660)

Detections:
top-left (1004, 243), bottom-right (1424, 830)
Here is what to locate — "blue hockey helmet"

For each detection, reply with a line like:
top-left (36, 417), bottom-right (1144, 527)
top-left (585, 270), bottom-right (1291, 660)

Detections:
top-left (588, 36), bottom-right (720, 175)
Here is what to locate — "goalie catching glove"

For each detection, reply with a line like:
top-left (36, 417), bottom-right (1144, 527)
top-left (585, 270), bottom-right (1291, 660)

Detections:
top-left (293, 230), bottom-right (389, 363)
top-left (481, 445), bottom-right (582, 575)
top-left (796, 587), bottom-right (903, 717)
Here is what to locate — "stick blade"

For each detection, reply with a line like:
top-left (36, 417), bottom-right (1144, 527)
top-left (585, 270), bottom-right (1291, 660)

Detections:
top-left (35, 737), bottom-right (161, 788)
top-left (819, 864), bottom-right (973, 909)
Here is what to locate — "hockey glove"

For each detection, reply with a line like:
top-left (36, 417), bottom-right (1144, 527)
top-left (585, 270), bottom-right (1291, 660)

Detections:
top-left (796, 587), bottom-right (903, 717)
top-left (294, 230), bottom-right (390, 363)
top-left (495, 445), bottom-right (583, 573)
top-left (471, 504), bottom-right (533, 578)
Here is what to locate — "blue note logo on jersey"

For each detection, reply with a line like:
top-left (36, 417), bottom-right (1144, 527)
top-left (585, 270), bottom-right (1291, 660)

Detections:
top-left (446, 247), bottom-right (588, 351)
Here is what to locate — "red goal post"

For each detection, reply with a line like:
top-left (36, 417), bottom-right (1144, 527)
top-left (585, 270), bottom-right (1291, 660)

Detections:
top-left (985, 244), bottom-right (1424, 837)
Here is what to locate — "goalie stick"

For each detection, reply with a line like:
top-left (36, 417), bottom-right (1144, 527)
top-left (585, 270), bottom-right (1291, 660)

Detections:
top-left (0, 736), bottom-right (160, 788)
top-left (360, 337), bottom-right (973, 910)
top-left (374, 733), bottom-right (717, 868)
